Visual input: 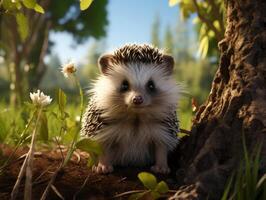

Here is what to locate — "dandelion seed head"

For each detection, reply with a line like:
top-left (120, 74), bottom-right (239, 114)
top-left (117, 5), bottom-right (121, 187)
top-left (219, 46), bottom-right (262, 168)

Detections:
top-left (61, 61), bottom-right (77, 78)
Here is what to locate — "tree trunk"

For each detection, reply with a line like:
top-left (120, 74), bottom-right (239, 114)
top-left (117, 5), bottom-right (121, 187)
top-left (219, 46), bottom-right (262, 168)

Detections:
top-left (173, 0), bottom-right (266, 199)
top-left (9, 25), bottom-right (23, 107)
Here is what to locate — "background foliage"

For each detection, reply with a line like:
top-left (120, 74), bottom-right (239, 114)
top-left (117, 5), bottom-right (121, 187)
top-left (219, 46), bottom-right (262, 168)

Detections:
top-left (1, 1), bottom-right (265, 199)
top-left (0, 0), bottom-right (225, 139)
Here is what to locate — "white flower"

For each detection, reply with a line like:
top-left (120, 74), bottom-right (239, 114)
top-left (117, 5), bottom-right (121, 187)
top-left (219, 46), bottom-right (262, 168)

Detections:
top-left (30, 90), bottom-right (52, 107)
top-left (61, 61), bottom-right (77, 78)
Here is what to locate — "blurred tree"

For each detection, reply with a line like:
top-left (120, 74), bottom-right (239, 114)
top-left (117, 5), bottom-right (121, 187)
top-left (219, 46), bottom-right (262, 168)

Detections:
top-left (0, 0), bottom-right (108, 106)
top-left (150, 14), bottom-right (161, 47)
top-left (80, 39), bottom-right (106, 83)
top-left (174, 18), bottom-right (193, 63)
top-left (163, 25), bottom-right (174, 54)
top-left (153, 13), bottom-right (216, 116)
top-left (39, 54), bottom-right (66, 90)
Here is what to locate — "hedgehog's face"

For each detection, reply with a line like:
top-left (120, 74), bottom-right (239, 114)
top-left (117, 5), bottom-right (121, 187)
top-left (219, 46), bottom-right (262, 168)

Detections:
top-left (92, 52), bottom-right (179, 119)
top-left (114, 65), bottom-right (159, 110)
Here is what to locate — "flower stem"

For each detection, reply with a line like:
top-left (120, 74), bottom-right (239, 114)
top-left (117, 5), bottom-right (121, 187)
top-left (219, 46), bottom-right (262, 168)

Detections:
top-left (63, 75), bottom-right (84, 167)
top-left (74, 74), bottom-right (84, 124)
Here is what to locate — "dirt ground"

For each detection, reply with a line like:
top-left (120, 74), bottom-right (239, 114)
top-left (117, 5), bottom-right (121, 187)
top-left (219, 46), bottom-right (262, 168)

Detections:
top-left (0, 144), bottom-right (181, 200)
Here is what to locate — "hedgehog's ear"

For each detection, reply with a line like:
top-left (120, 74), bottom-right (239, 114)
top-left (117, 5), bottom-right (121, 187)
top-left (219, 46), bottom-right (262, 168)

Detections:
top-left (98, 54), bottom-right (116, 75)
top-left (162, 55), bottom-right (174, 74)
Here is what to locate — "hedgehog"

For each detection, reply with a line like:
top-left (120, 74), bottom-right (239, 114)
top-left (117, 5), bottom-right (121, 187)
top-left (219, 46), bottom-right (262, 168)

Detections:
top-left (81, 44), bottom-right (180, 174)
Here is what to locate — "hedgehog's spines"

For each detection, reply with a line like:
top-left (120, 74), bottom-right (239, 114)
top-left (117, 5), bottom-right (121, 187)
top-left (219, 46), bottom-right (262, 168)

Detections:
top-left (112, 44), bottom-right (165, 65)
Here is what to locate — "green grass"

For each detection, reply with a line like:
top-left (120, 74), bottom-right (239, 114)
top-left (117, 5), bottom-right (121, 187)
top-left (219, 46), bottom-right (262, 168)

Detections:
top-left (221, 138), bottom-right (266, 200)
top-left (178, 109), bottom-right (192, 130)
top-left (0, 99), bottom-right (193, 147)
top-left (0, 102), bottom-right (78, 146)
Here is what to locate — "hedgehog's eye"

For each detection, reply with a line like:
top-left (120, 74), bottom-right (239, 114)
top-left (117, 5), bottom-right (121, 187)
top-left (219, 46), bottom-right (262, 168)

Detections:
top-left (120, 80), bottom-right (129, 92)
top-left (147, 80), bottom-right (156, 93)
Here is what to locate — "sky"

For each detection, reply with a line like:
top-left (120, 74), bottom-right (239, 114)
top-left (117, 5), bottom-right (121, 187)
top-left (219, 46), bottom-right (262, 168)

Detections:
top-left (50, 0), bottom-right (179, 64)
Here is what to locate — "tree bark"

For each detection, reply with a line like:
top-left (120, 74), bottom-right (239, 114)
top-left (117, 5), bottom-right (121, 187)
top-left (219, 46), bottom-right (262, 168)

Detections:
top-left (173, 0), bottom-right (266, 199)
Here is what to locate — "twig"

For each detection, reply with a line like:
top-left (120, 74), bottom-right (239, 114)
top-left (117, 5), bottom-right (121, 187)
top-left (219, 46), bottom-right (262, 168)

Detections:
top-left (113, 190), bottom-right (146, 198)
top-left (18, 152), bottom-right (42, 160)
top-left (208, 0), bottom-right (225, 33)
top-left (0, 112), bottom-right (36, 173)
top-left (51, 185), bottom-right (64, 200)
top-left (40, 109), bottom-right (69, 200)
top-left (40, 163), bottom-right (64, 200)
top-left (40, 137), bottom-right (65, 200)
top-left (24, 108), bottom-right (43, 200)
top-left (73, 173), bottom-right (91, 200)
top-left (33, 164), bottom-right (56, 184)
top-left (10, 153), bottom-right (28, 200)
top-left (54, 136), bottom-right (65, 161)
top-left (117, 177), bottom-right (127, 183)
top-left (168, 190), bottom-right (178, 193)
top-left (113, 189), bottom-right (177, 199)
top-left (179, 128), bottom-right (191, 135)
top-left (10, 109), bottom-right (41, 200)
top-left (40, 124), bottom-right (65, 200)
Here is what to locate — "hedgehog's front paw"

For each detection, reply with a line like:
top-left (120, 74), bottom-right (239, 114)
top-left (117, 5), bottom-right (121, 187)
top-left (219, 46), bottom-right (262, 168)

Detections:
top-left (92, 163), bottom-right (113, 174)
top-left (151, 165), bottom-right (170, 174)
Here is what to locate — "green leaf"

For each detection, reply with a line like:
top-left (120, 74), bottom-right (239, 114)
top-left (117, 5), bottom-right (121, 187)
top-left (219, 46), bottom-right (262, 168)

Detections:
top-left (50, 111), bottom-right (58, 119)
top-left (64, 111), bottom-right (70, 119)
top-left (15, 1), bottom-right (22, 10)
top-left (0, 115), bottom-right (8, 142)
top-left (34, 4), bottom-right (45, 13)
top-left (177, 132), bottom-right (189, 138)
top-left (150, 191), bottom-right (161, 199)
top-left (76, 138), bottom-right (103, 155)
top-left (80, 0), bottom-right (94, 11)
top-left (128, 192), bottom-right (146, 200)
top-left (58, 89), bottom-right (67, 112)
top-left (168, 0), bottom-right (180, 7)
top-left (213, 20), bottom-right (221, 32)
top-left (22, 0), bottom-right (36, 9)
top-left (87, 152), bottom-right (97, 168)
top-left (253, 143), bottom-right (262, 191)
top-left (207, 30), bottom-right (215, 38)
top-left (250, 143), bottom-right (262, 198)
top-left (24, 102), bottom-right (35, 109)
top-left (221, 174), bottom-right (234, 200)
top-left (192, 16), bottom-right (200, 24)
top-left (138, 172), bottom-right (157, 190)
top-left (39, 112), bottom-right (48, 141)
top-left (198, 35), bottom-right (209, 59)
top-left (2, 0), bottom-right (17, 10)
top-left (16, 13), bottom-right (29, 41)
top-left (242, 136), bottom-right (251, 199)
top-left (155, 181), bottom-right (169, 194)
top-left (199, 24), bottom-right (207, 40)
top-left (180, 6), bottom-right (189, 20)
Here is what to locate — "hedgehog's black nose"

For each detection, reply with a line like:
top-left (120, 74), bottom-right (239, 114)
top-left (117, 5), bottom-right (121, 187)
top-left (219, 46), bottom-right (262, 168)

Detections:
top-left (132, 95), bottom-right (143, 105)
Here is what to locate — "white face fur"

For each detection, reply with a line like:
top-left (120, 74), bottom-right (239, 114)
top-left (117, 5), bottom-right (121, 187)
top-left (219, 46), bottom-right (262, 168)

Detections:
top-left (91, 61), bottom-right (180, 121)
